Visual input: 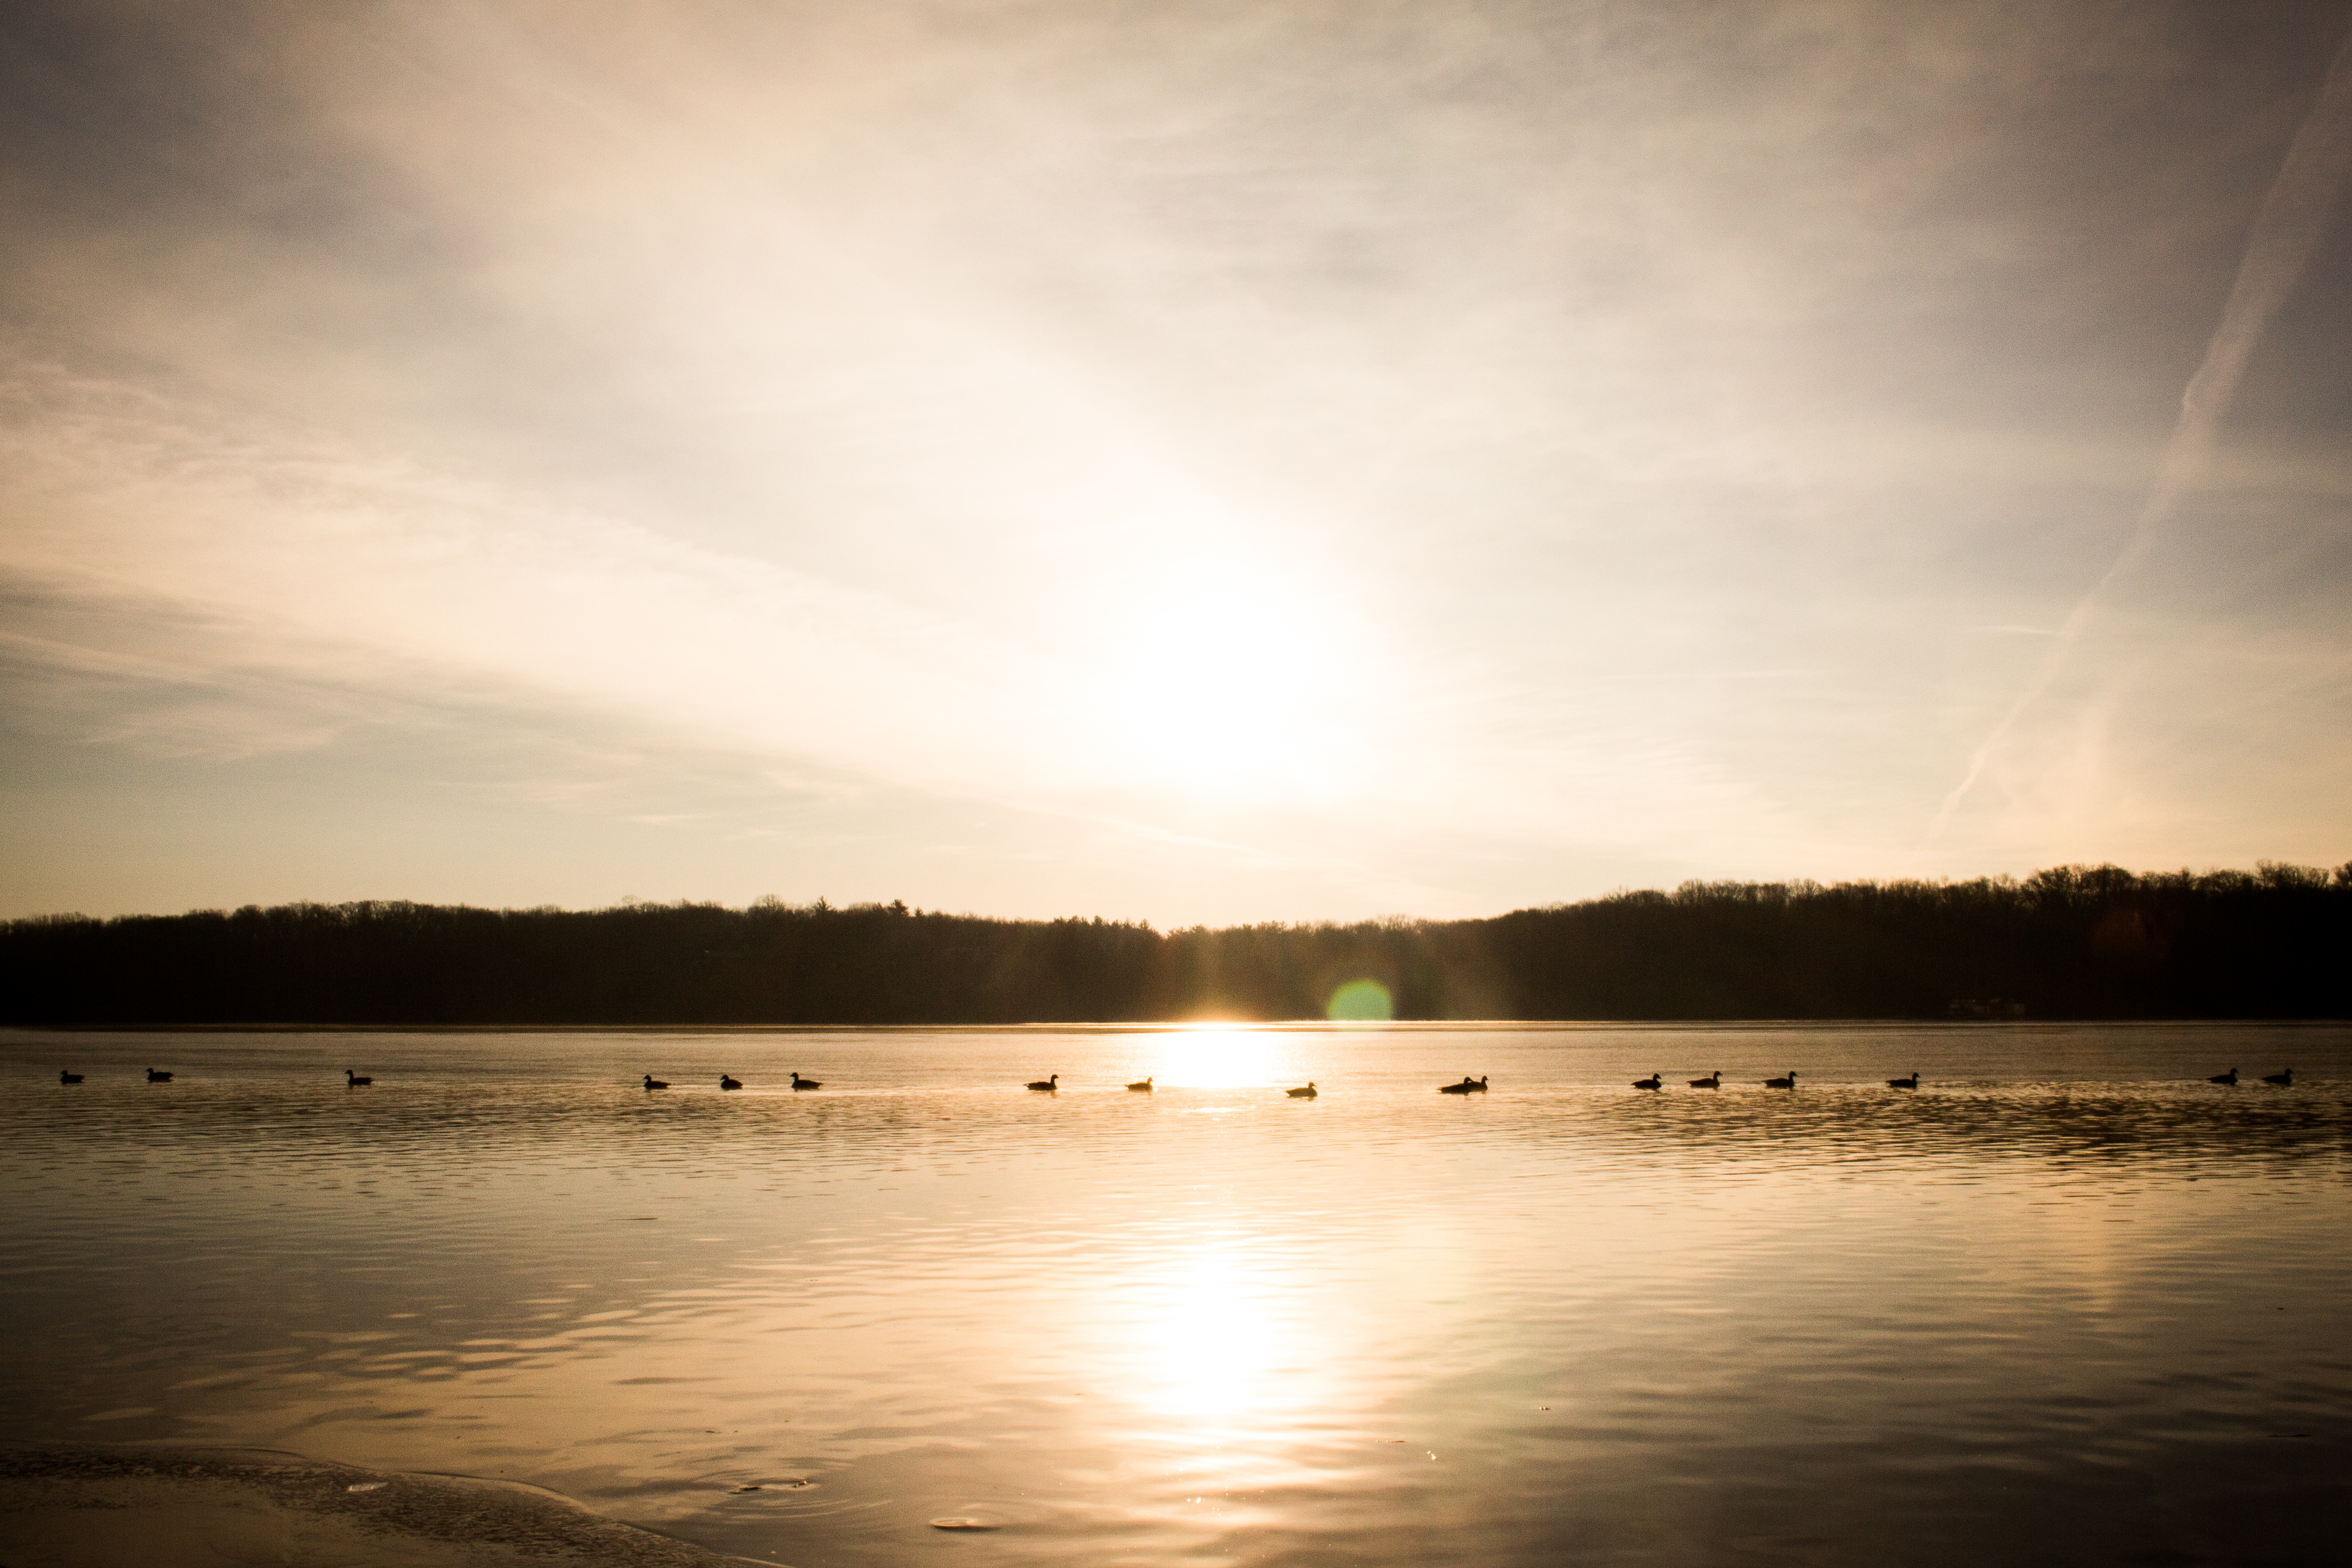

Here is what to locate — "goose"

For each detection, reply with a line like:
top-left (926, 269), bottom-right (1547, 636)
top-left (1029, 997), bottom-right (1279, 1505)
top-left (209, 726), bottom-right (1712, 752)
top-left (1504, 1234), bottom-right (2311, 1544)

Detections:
top-left (2207, 1067), bottom-right (2238, 1087)
top-left (719, 1074), bottom-right (743, 1090)
top-left (1026, 1074), bottom-right (1059, 1092)
top-left (1763, 1071), bottom-right (1798, 1089)
top-left (1287, 1082), bottom-right (1317, 1098)
top-left (789, 1072), bottom-right (822, 1090)
top-left (1127, 1076), bottom-right (1154, 1092)
top-left (146, 1068), bottom-right (173, 1082)
top-left (1632, 1072), bottom-right (1663, 1090)
top-left (2262, 1067), bottom-right (2293, 1087)
top-left (1438, 1075), bottom-right (1488, 1094)
top-left (1687, 1071), bottom-right (1721, 1089)
top-left (1887, 1072), bottom-right (1920, 1089)
top-left (59, 1069), bottom-right (83, 1085)
top-left (345, 1070), bottom-right (372, 1087)
top-left (643, 1074), bottom-right (669, 1090)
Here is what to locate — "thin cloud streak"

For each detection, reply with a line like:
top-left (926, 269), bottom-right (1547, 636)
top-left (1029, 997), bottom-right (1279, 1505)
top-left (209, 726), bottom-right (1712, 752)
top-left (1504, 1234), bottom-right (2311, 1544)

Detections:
top-left (1927, 21), bottom-right (2352, 846)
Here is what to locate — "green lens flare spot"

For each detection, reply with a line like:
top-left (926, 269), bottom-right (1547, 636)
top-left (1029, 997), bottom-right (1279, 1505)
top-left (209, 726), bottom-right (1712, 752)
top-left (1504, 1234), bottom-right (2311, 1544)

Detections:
top-left (1326, 979), bottom-right (1393, 1021)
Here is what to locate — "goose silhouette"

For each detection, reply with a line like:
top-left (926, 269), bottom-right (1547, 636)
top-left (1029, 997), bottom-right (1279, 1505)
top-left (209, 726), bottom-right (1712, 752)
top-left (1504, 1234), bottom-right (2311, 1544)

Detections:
top-left (59, 1069), bottom-right (83, 1085)
top-left (2207, 1067), bottom-right (2238, 1086)
top-left (1026, 1074), bottom-right (1058, 1092)
top-left (1763, 1071), bottom-right (1798, 1089)
top-left (146, 1068), bottom-right (172, 1082)
top-left (789, 1072), bottom-right (821, 1090)
top-left (2262, 1067), bottom-right (2293, 1086)
top-left (719, 1074), bottom-right (743, 1090)
top-left (1632, 1072), bottom-right (1663, 1090)
top-left (643, 1074), bottom-right (669, 1090)
top-left (345, 1070), bottom-right (372, 1087)
top-left (1127, 1076), bottom-right (1154, 1092)
top-left (1439, 1075), bottom-right (1488, 1094)
top-left (1288, 1082), bottom-right (1317, 1098)
top-left (1887, 1072), bottom-right (1920, 1089)
top-left (1687, 1071), bottom-right (1721, 1089)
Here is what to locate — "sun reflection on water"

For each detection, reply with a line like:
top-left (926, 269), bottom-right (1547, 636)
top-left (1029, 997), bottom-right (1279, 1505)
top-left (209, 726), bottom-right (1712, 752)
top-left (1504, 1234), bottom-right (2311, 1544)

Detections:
top-left (1149, 1024), bottom-right (1285, 1088)
top-left (1125, 1245), bottom-right (1286, 1421)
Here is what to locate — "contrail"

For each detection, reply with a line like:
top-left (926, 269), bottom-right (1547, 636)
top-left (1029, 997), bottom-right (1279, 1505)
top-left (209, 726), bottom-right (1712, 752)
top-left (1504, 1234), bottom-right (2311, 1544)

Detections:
top-left (1925, 27), bottom-right (2352, 846)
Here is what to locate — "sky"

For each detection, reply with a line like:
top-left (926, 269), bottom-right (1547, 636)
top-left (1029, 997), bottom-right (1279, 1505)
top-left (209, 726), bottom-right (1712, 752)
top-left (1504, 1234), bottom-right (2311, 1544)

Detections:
top-left (3, 0), bottom-right (2350, 926)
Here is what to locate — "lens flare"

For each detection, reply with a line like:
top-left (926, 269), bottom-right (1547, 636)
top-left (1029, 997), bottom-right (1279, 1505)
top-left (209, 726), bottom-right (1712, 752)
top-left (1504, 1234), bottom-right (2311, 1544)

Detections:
top-left (1325, 979), bottom-right (1393, 1021)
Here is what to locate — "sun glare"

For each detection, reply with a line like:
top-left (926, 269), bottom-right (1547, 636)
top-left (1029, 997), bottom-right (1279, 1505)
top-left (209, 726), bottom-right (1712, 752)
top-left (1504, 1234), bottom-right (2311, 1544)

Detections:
top-left (1122, 1245), bottom-right (1290, 1422)
top-left (1095, 523), bottom-right (1372, 801)
top-left (1148, 1024), bottom-right (1285, 1088)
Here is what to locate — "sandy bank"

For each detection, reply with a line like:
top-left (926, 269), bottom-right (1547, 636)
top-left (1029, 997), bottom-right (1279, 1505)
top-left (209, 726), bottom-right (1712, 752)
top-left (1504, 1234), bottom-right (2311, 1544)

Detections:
top-left (0, 1446), bottom-right (755, 1567)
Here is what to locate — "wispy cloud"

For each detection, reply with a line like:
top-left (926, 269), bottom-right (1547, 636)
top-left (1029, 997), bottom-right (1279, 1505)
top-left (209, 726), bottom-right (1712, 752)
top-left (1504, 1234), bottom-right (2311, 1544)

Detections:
top-left (1927, 21), bottom-right (2352, 845)
top-left (5, 2), bottom-right (2349, 920)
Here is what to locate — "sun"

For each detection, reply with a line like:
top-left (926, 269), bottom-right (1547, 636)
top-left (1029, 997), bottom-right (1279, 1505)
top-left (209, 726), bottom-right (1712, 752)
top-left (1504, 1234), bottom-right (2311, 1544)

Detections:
top-left (1096, 537), bottom-right (1369, 800)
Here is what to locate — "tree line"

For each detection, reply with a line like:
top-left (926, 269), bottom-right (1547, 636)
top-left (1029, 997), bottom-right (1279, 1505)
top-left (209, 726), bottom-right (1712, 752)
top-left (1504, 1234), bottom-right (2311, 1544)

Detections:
top-left (2, 863), bottom-right (2346, 1024)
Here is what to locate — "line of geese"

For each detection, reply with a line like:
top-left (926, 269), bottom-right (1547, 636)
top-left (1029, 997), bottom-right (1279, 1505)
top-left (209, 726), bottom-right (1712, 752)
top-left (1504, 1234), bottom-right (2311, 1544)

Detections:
top-left (57, 1067), bottom-right (379, 1086)
top-left (1635, 1071), bottom-right (1885, 1089)
top-left (1635, 1067), bottom-right (2296, 1089)
top-left (639, 1072), bottom-right (1474, 1097)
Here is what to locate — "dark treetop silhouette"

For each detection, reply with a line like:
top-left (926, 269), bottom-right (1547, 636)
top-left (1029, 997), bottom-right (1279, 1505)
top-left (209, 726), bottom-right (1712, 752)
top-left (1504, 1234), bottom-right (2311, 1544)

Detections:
top-left (3, 864), bottom-right (2348, 1025)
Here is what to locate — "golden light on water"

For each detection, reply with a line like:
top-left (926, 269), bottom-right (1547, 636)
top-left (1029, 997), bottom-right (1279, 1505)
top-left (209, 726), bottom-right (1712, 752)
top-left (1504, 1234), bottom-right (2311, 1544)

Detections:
top-left (1125, 1245), bottom-right (1287, 1421)
top-left (1148, 1024), bottom-right (1286, 1088)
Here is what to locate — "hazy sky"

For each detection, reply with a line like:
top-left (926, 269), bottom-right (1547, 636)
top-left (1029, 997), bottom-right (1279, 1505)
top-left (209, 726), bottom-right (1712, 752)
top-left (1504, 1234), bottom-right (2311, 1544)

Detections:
top-left (4, 0), bottom-right (2349, 924)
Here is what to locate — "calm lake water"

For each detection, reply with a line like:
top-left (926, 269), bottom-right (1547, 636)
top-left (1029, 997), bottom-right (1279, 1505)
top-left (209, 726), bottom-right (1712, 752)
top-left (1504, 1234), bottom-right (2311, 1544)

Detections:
top-left (3, 1023), bottom-right (2347, 1567)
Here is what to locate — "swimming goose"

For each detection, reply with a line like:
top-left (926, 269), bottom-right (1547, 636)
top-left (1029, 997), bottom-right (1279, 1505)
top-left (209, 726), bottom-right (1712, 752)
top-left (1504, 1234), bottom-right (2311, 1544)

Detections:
top-left (1687, 1071), bottom-right (1721, 1089)
top-left (1287, 1082), bottom-right (1317, 1098)
top-left (1763, 1071), bottom-right (1798, 1089)
top-left (146, 1068), bottom-right (173, 1082)
top-left (1887, 1072), bottom-right (1920, 1089)
top-left (2207, 1067), bottom-right (2238, 1086)
top-left (59, 1069), bottom-right (83, 1085)
top-left (789, 1072), bottom-right (821, 1090)
top-left (1127, 1076), bottom-right (1153, 1092)
top-left (719, 1074), bottom-right (743, 1090)
top-left (1632, 1072), bottom-right (1663, 1090)
top-left (2262, 1067), bottom-right (2293, 1086)
top-left (345, 1070), bottom-right (372, 1086)
top-left (643, 1074), bottom-right (669, 1089)
top-left (1438, 1075), bottom-right (1489, 1094)
top-left (1026, 1074), bottom-right (1059, 1091)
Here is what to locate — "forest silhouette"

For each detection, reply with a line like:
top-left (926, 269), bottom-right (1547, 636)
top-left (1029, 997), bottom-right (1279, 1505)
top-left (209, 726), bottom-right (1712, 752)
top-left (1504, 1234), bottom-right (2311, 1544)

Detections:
top-left (3, 864), bottom-right (2346, 1024)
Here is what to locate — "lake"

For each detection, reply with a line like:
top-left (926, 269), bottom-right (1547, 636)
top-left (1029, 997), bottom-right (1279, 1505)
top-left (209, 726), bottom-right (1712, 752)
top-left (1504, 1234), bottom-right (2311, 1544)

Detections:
top-left (2, 1022), bottom-right (2347, 1567)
